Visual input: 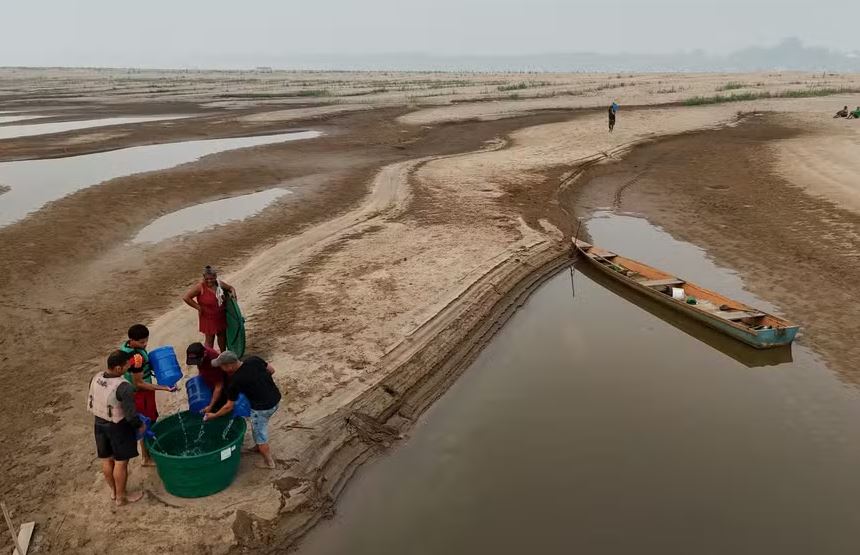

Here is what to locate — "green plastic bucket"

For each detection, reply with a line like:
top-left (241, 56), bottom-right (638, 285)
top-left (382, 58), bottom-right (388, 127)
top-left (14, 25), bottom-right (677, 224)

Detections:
top-left (146, 411), bottom-right (246, 498)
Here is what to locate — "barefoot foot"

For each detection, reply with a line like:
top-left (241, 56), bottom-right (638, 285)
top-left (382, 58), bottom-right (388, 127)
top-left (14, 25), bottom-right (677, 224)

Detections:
top-left (115, 491), bottom-right (145, 506)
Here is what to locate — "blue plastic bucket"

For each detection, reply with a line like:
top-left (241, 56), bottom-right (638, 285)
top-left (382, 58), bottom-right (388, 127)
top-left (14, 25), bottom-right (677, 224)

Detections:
top-left (185, 376), bottom-right (213, 414)
top-left (149, 345), bottom-right (183, 387)
top-left (232, 393), bottom-right (251, 417)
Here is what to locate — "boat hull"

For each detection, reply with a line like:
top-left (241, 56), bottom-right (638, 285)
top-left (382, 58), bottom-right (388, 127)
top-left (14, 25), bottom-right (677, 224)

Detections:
top-left (575, 243), bottom-right (798, 349)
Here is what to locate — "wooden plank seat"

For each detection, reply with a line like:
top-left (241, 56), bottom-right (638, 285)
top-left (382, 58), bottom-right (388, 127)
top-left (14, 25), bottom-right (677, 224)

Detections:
top-left (639, 278), bottom-right (685, 288)
top-left (713, 310), bottom-right (766, 321)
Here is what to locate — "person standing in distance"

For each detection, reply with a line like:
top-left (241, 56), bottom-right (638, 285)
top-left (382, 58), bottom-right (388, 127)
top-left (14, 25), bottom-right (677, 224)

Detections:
top-left (608, 101), bottom-right (619, 132)
top-left (203, 351), bottom-right (281, 469)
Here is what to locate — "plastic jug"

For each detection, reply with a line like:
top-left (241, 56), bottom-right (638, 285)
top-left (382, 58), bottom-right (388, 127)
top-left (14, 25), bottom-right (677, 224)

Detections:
top-left (149, 345), bottom-right (183, 387)
top-left (136, 414), bottom-right (157, 440)
top-left (232, 393), bottom-right (251, 417)
top-left (185, 376), bottom-right (213, 414)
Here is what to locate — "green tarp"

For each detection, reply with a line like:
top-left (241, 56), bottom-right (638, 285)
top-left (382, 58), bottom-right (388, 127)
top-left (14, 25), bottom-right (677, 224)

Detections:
top-left (225, 297), bottom-right (246, 358)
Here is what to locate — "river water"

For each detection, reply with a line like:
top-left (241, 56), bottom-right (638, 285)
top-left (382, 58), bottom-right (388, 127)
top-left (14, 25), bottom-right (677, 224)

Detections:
top-left (0, 115), bottom-right (188, 140)
top-left (295, 213), bottom-right (860, 555)
top-left (132, 188), bottom-right (292, 243)
top-left (0, 130), bottom-right (321, 228)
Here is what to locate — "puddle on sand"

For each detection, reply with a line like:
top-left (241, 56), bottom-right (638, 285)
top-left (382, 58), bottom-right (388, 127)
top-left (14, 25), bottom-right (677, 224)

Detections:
top-left (0, 115), bottom-right (188, 140)
top-left (0, 130), bottom-right (321, 228)
top-left (133, 188), bottom-right (292, 243)
top-left (296, 214), bottom-right (860, 555)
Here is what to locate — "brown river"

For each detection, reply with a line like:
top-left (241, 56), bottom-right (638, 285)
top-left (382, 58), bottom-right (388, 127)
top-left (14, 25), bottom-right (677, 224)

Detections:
top-left (295, 212), bottom-right (860, 555)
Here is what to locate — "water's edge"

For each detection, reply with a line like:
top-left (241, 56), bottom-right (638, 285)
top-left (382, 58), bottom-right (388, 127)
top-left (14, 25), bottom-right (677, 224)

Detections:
top-left (229, 241), bottom-right (572, 553)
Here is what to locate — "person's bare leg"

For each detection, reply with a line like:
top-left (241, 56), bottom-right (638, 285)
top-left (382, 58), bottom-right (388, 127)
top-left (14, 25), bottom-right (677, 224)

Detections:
top-left (204, 333), bottom-right (215, 348)
top-left (140, 440), bottom-right (155, 467)
top-left (114, 461), bottom-right (144, 505)
top-left (101, 458), bottom-right (117, 500)
top-left (256, 443), bottom-right (275, 469)
top-left (216, 331), bottom-right (227, 352)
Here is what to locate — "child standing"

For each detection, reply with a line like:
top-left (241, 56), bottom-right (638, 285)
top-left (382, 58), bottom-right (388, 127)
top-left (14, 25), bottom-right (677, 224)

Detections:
top-left (121, 324), bottom-right (175, 466)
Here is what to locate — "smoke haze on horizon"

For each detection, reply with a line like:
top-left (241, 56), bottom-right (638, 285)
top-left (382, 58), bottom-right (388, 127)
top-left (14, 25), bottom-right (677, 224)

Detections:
top-left (1, 0), bottom-right (857, 70)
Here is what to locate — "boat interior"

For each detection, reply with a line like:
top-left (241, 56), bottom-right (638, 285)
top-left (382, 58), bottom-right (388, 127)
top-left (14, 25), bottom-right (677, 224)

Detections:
top-left (580, 243), bottom-right (787, 331)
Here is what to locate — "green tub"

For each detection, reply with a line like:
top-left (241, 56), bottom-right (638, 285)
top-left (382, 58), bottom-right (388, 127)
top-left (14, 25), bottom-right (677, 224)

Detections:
top-left (146, 411), bottom-right (246, 498)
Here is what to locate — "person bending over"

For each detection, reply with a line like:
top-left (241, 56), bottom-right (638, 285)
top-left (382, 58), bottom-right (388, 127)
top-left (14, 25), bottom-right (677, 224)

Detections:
top-left (204, 351), bottom-right (282, 469)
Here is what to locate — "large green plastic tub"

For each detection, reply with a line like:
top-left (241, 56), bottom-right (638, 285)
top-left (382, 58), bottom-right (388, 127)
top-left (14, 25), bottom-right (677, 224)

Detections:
top-left (146, 411), bottom-right (246, 498)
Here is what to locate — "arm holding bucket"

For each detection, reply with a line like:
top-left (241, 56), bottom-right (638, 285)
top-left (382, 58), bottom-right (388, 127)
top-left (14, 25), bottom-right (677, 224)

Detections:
top-left (131, 371), bottom-right (176, 393)
top-left (203, 380), bottom-right (224, 414)
top-left (204, 399), bottom-right (234, 421)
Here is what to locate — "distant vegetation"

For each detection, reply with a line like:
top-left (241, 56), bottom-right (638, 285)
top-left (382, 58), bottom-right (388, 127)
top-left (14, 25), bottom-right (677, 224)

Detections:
top-left (716, 81), bottom-right (750, 91)
top-left (497, 81), bottom-right (551, 92)
top-left (684, 87), bottom-right (860, 106)
top-left (217, 89), bottom-right (330, 99)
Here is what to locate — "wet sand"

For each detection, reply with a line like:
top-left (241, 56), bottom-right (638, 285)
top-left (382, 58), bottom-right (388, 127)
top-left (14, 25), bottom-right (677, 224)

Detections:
top-left (572, 114), bottom-right (860, 383)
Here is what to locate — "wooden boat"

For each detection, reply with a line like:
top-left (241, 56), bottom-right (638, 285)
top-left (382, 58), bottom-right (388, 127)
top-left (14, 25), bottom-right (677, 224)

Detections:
top-left (574, 239), bottom-right (799, 348)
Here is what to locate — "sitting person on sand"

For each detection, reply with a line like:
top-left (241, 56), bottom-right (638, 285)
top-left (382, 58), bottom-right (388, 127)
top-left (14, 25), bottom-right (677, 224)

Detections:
top-left (183, 265), bottom-right (236, 351)
top-left (835, 106), bottom-right (849, 118)
top-left (88, 350), bottom-right (146, 506)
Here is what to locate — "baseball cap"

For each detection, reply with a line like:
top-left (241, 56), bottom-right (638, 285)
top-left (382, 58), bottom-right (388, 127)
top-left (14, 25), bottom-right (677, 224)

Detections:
top-left (186, 342), bottom-right (206, 365)
top-left (212, 350), bottom-right (239, 367)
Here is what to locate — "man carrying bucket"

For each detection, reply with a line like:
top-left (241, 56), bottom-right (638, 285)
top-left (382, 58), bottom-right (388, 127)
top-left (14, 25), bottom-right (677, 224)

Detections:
top-left (88, 350), bottom-right (146, 506)
top-left (203, 351), bottom-right (281, 469)
top-left (121, 324), bottom-right (176, 466)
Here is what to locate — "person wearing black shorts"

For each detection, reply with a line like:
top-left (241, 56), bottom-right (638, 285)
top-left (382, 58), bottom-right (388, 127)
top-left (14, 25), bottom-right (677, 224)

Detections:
top-left (88, 350), bottom-right (146, 506)
top-left (608, 105), bottom-right (616, 132)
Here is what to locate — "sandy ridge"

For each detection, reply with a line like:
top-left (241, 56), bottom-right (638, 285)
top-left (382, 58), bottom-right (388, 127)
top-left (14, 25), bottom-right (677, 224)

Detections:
top-left (150, 139), bottom-right (512, 414)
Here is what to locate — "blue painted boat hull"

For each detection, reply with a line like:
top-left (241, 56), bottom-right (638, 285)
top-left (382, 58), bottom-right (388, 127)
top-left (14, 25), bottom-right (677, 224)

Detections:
top-left (575, 240), bottom-right (799, 349)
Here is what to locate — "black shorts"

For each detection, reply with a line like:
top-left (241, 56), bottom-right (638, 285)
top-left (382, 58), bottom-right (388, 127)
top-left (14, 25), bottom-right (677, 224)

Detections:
top-left (94, 419), bottom-right (139, 461)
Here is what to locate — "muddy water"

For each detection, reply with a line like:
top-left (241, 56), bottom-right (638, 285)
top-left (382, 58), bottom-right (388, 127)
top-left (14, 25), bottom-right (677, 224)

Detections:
top-left (0, 115), bottom-right (188, 140)
top-left (296, 213), bottom-right (860, 555)
top-left (0, 130), bottom-right (320, 227)
top-left (132, 188), bottom-right (292, 243)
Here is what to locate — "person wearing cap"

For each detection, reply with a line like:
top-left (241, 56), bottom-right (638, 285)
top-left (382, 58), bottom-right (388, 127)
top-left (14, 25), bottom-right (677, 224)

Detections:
top-left (186, 342), bottom-right (227, 413)
top-left (183, 265), bottom-right (236, 352)
top-left (88, 350), bottom-right (146, 506)
top-left (203, 351), bottom-right (281, 469)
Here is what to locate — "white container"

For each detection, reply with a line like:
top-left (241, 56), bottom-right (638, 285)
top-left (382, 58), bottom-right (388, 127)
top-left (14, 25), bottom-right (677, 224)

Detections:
top-left (671, 287), bottom-right (685, 300)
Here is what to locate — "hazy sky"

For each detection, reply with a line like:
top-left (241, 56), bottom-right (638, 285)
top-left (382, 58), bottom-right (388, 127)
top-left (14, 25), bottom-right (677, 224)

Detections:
top-left (1, 0), bottom-right (857, 67)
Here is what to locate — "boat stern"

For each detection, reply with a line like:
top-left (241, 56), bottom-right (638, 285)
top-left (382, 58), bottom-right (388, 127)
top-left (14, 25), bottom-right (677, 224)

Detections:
top-left (753, 325), bottom-right (799, 348)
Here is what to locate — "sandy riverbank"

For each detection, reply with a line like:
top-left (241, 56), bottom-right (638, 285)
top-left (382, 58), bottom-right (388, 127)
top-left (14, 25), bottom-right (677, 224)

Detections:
top-left (1, 70), bottom-right (859, 553)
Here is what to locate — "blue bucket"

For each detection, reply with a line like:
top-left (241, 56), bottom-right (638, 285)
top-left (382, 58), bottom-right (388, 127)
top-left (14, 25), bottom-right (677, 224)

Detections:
top-left (232, 393), bottom-right (251, 417)
top-left (185, 376), bottom-right (213, 414)
top-left (149, 345), bottom-right (183, 387)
